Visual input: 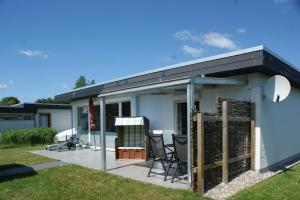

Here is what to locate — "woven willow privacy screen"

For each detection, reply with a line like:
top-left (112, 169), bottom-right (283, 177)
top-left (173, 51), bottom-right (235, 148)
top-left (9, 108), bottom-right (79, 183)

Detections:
top-left (191, 98), bottom-right (255, 193)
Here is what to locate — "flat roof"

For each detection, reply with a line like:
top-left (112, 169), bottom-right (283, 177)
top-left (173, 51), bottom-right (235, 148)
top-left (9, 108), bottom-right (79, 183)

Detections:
top-left (0, 103), bottom-right (71, 114)
top-left (55, 45), bottom-right (300, 101)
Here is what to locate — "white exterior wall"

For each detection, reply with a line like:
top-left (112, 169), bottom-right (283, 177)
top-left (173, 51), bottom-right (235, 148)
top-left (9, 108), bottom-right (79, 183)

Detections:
top-left (37, 109), bottom-right (72, 132)
top-left (68, 73), bottom-right (300, 170)
top-left (138, 95), bottom-right (175, 144)
top-left (259, 85), bottom-right (300, 169)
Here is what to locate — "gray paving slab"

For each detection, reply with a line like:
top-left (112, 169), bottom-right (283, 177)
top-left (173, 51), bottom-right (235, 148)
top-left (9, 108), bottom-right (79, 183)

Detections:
top-left (32, 149), bottom-right (190, 190)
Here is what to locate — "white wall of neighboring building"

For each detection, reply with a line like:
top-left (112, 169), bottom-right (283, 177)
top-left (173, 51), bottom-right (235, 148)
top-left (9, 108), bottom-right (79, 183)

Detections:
top-left (37, 109), bottom-right (71, 132)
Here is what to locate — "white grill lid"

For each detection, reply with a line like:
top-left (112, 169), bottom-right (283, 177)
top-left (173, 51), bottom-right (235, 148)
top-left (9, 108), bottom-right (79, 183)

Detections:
top-left (115, 117), bottom-right (145, 126)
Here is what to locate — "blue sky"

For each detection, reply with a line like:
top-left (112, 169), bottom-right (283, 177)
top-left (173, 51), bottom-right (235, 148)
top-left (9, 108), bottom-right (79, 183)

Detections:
top-left (0, 0), bottom-right (300, 102)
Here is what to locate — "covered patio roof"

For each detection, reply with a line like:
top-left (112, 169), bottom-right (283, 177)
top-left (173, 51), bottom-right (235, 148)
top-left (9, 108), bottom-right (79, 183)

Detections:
top-left (97, 76), bottom-right (247, 185)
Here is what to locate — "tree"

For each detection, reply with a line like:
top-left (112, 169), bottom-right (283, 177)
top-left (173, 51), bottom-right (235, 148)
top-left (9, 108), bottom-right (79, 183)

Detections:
top-left (0, 96), bottom-right (20, 106)
top-left (90, 79), bottom-right (96, 85)
top-left (74, 75), bottom-right (96, 89)
top-left (35, 97), bottom-right (67, 104)
top-left (74, 75), bottom-right (89, 89)
top-left (35, 98), bottom-right (56, 104)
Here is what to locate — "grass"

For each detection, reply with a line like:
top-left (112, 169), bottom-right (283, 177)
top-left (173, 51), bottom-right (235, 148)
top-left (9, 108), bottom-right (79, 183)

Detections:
top-left (1, 145), bottom-right (300, 200)
top-left (0, 165), bottom-right (206, 200)
top-left (231, 163), bottom-right (300, 200)
top-left (0, 144), bottom-right (57, 170)
top-left (0, 145), bottom-right (206, 200)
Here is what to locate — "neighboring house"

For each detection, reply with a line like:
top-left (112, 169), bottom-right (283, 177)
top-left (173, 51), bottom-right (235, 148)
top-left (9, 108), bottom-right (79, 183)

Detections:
top-left (55, 45), bottom-right (300, 180)
top-left (0, 103), bottom-right (72, 132)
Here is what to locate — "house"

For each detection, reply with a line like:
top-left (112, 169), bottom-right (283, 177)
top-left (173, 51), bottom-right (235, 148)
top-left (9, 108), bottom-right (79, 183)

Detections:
top-left (0, 103), bottom-right (72, 132)
top-left (55, 45), bottom-right (300, 189)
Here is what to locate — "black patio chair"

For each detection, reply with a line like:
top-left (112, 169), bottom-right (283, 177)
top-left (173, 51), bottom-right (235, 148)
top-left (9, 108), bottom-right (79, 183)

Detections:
top-left (171, 134), bottom-right (187, 183)
top-left (147, 134), bottom-right (175, 181)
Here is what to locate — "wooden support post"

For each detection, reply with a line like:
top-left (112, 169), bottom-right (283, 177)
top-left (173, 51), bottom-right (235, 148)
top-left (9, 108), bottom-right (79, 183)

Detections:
top-left (222, 101), bottom-right (229, 183)
top-left (251, 103), bottom-right (256, 170)
top-left (197, 113), bottom-right (204, 193)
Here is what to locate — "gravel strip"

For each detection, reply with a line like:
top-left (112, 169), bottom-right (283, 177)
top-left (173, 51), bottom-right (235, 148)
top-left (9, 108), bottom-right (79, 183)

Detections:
top-left (203, 170), bottom-right (276, 200)
top-left (204, 161), bottom-right (300, 200)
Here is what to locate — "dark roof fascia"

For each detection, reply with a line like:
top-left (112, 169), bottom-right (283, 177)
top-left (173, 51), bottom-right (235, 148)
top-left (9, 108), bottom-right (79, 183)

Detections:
top-left (55, 49), bottom-right (266, 101)
top-left (22, 103), bottom-right (71, 110)
top-left (263, 51), bottom-right (300, 88)
top-left (0, 107), bottom-right (36, 114)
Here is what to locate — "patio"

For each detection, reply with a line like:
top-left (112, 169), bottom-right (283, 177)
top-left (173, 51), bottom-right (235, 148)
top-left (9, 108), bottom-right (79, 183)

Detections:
top-left (31, 149), bottom-right (189, 190)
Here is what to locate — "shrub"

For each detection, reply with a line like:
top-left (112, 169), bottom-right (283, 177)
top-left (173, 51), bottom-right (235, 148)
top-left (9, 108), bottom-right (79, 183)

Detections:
top-left (0, 127), bottom-right (57, 145)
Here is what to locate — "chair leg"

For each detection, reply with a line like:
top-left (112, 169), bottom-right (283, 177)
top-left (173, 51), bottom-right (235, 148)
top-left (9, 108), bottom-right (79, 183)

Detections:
top-left (171, 163), bottom-right (178, 183)
top-left (178, 163), bottom-right (184, 175)
top-left (164, 161), bottom-right (173, 181)
top-left (148, 159), bottom-right (155, 177)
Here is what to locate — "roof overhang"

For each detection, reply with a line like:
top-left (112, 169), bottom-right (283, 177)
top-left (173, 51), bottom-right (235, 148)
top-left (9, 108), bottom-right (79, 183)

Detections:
top-left (55, 45), bottom-right (300, 102)
top-left (98, 77), bottom-right (247, 97)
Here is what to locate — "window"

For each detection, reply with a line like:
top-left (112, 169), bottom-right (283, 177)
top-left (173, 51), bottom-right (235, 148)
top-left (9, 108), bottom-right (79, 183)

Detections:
top-left (177, 101), bottom-right (199, 135)
top-left (92, 105), bottom-right (100, 131)
top-left (39, 113), bottom-right (51, 128)
top-left (79, 101), bottom-right (131, 133)
top-left (122, 101), bottom-right (131, 117)
top-left (78, 106), bottom-right (88, 134)
top-left (0, 114), bottom-right (34, 121)
top-left (106, 103), bottom-right (119, 132)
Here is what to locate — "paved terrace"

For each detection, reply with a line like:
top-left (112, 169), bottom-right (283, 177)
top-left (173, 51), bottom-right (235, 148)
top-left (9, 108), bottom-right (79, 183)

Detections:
top-left (31, 149), bottom-right (189, 190)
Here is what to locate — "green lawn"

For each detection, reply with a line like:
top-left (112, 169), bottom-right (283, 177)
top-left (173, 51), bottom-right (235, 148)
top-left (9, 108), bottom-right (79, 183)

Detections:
top-left (0, 145), bottom-right (206, 200)
top-left (1, 145), bottom-right (300, 200)
top-left (0, 164), bottom-right (206, 200)
top-left (0, 144), bottom-right (56, 170)
top-left (231, 163), bottom-right (300, 200)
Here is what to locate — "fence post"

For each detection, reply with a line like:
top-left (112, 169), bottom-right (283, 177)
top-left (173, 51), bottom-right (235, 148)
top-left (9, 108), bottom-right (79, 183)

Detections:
top-left (197, 112), bottom-right (204, 193)
top-left (251, 103), bottom-right (256, 170)
top-left (222, 101), bottom-right (229, 183)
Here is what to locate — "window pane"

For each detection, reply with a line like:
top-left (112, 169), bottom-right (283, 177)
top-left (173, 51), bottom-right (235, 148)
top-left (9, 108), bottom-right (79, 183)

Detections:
top-left (106, 103), bottom-right (119, 132)
top-left (122, 101), bottom-right (131, 117)
top-left (78, 106), bottom-right (88, 134)
top-left (0, 114), bottom-right (34, 120)
top-left (93, 105), bottom-right (100, 131)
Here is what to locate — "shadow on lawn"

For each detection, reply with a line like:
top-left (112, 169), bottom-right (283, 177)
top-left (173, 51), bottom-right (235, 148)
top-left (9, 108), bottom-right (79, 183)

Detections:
top-left (0, 164), bottom-right (38, 183)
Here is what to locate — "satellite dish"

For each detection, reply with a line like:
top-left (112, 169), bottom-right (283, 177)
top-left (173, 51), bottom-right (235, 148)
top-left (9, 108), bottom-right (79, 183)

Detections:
top-left (264, 75), bottom-right (291, 102)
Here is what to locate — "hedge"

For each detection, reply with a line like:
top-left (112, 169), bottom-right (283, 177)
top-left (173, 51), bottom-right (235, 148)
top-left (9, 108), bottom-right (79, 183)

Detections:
top-left (0, 127), bottom-right (57, 145)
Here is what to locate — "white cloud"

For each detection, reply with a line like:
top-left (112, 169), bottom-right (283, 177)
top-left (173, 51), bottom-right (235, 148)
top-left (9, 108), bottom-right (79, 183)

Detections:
top-left (174, 30), bottom-right (239, 50)
top-left (62, 84), bottom-right (68, 88)
top-left (0, 80), bottom-right (14, 90)
top-left (174, 30), bottom-right (201, 42)
top-left (18, 49), bottom-right (48, 59)
top-left (237, 28), bottom-right (247, 34)
top-left (182, 45), bottom-right (203, 58)
top-left (201, 32), bottom-right (239, 50)
top-left (274, 0), bottom-right (289, 3)
top-left (0, 84), bottom-right (7, 90)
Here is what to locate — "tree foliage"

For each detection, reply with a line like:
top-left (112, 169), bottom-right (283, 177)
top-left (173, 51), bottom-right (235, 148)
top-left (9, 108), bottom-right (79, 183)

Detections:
top-left (0, 96), bottom-right (20, 106)
top-left (35, 97), bottom-right (67, 104)
top-left (74, 75), bottom-right (96, 89)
